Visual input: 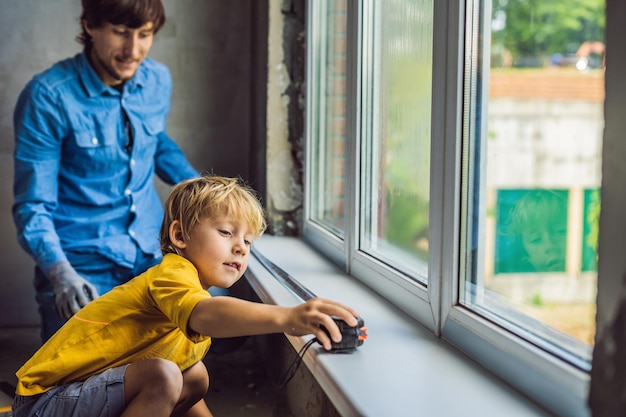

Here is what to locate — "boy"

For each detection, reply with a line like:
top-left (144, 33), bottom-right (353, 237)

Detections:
top-left (12, 176), bottom-right (360, 417)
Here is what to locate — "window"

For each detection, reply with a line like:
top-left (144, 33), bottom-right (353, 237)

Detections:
top-left (306, 0), bottom-right (436, 328)
top-left (308, 0), bottom-right (348, 239)
top-left (460, 0), bottom-right (603, 369)
top-left (358, 0), bottom-right (432, 285)
top-left (304, 1), bottom-right (603, 416)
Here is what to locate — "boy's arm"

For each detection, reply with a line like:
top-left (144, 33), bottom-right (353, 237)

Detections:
top-left (188, 296), bottom-right (359, 350)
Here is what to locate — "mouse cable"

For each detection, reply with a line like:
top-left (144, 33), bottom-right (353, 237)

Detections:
top-left (275, 337), bottom-right (318, 389)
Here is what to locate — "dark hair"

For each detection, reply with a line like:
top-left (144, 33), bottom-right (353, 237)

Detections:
top-left (77, 0), bottom-right (166, 52)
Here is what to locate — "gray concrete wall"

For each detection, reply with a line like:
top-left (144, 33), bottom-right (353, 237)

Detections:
top-left (0, 0), bottom-right (263, 326)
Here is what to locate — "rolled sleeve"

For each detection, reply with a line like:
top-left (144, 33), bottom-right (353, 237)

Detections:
top-left (155, 131), bottom-right (200, 184)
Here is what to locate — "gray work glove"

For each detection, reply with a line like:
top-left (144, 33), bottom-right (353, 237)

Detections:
top-left (46, 261), bottom-right (99, 320)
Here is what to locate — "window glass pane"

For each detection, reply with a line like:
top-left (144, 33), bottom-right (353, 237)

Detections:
top-left (361, 0), bottom-right (433, 283)
top-left (309, 0), bottom-right (348, 237)
top-left (461, 0), bottom-right (604, 366)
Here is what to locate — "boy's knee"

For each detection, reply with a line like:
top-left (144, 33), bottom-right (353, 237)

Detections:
top-left (147, 358), bottom-right (183, 387)
top-left (124, 358), bottom-right (184, 410)
top-left (127, 358), bottom-right (183, 398)
top-left (182, 361), bottom-right (209, 398)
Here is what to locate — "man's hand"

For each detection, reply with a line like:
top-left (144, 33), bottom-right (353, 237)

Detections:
top-left (46, 261), bottom-right (99, 320)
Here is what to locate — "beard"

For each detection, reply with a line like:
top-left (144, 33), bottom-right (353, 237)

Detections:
top-left (90, 49), bottom-right (138, 86)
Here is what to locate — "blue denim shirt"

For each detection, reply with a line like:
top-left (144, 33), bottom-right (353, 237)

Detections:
top-left (13, 52), bottom-right (199, 272)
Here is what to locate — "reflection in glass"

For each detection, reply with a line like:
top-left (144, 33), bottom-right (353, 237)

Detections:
top-left (309, 0), bottom-right (348, 237)
top-left (361, 0), bottom-right (433, 282)
top-left (461, 0), bottom-right (604, 366)
top-left (496, 189), bottom-right (568, 273)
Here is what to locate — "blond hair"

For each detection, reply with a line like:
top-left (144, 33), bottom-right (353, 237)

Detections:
top-left (160, 176), bottom-right (266, 255)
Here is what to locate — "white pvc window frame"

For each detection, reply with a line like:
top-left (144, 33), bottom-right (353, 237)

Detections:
top-left (304, 1), bottom-right (593, 416)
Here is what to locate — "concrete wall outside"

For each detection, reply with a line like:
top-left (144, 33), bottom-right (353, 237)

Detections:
top-left (0, 0), bottom-right (261, 326)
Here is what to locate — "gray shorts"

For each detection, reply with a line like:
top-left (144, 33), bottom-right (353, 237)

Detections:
top-left (12, 365), bottom-right (128, 417)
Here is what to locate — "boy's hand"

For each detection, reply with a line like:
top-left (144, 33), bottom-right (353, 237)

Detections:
top-left (286, 297), bottom-right (359, 350)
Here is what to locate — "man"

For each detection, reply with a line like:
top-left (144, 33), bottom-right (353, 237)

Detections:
top-left (12, 0), bottom-right (199, 342)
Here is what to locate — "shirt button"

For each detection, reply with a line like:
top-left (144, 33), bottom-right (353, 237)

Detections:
top-left (124, 189), bottom-right (132, 196)
top-left (91, 137), bottom-right (99, 145)
top-left (129, 230), bottom-right (136, 237)
top-left (130, 159), bottom-right (136, 166)
top-left (130, 204), bottom-right (136, 212)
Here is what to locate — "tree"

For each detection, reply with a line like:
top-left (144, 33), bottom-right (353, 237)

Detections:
top-left (492, 0), bottom-right (605, 66)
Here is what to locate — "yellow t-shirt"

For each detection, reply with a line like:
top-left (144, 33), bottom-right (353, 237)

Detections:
top-left (16, 254), bottom-right (212, 396)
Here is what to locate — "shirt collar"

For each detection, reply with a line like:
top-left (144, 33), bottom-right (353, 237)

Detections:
top-left (127, 61), bottom-right (148, 91)
top-left (78, 52), bottom-right (110, 97)
top-left (78, 52), bottom-right (146, 97)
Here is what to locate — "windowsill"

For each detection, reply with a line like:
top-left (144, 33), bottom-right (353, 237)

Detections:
top-left (246, 235), bottom-right (554, 417)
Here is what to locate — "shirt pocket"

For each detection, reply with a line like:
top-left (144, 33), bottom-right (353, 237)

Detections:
top-left (134, 116), bottom-right (162, 159)
top-left (65, 126), bottom-right (124, 176)
top-left (74, 127), bottom-right (117, 148)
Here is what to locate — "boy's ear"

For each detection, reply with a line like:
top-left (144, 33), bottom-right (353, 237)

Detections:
top-left (169, 220), bottom-right (187, 250)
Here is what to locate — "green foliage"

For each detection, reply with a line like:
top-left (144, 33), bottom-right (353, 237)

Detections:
top-left (531, 293), bottom-right (544, 307)
top-left (376, 1), bottom-right (433, 257)
top-left (492, 0), bottom-right (605, 65)
top-left (582, 188), bottom-right (600, 271)
top-left (586, 189), bottom-right (600, 252)
top-left (384, 188), bottom-right (429, 258)
top-left (381, 54), bottom-right (431, 257)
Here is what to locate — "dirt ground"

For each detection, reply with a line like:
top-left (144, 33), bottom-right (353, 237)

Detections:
top-left (520, 302), bottom-right (596, 346)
